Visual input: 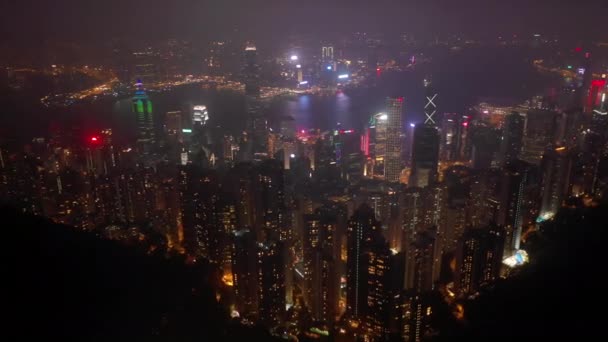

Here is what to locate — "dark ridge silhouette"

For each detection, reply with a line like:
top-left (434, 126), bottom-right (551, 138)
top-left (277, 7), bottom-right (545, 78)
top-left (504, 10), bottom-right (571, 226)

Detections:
top-left (437, 199), bottom-right (608, 340)
top-left (0, 206), bottom-right (278, 341)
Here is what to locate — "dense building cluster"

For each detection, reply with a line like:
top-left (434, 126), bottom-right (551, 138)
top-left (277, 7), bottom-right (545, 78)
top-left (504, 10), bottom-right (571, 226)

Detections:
top-left (1, 42), bottom-right (608, 342)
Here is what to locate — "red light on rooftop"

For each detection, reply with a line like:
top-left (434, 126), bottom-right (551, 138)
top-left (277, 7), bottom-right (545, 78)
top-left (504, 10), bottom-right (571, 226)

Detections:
top-left (90, 136), bottom-right (101, 144)
top-left (575, 47), bottom-right (582, 52)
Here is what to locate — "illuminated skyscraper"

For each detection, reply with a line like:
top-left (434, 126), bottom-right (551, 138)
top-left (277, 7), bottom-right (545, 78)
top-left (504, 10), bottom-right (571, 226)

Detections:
top-left (368, 112), bottom-right (388, 178)
top-left (178, 165), bottom-right (227, 260)
top-left (423, 77), bottom-right (438, 125)
top-left (242, 43), bottom-right (267, 155)
top-left (346, 204), bottom-right (382, 319)
top-left (207, 41), bottom-right (226, 74)
top-left (303, 207), bottom-right (338, 324)
top-left (132, 48), bottom-right (160, 84)
top-left (322, 46), bottom-right (334, 61)
top-left (192, 105), bottom-right (209, 127)
top-left (405, 229), bottom-right (437, 293)
top-left (384, 97), bottom-right (404, 183)
top-left (132, 80), bottom-right (155, 154)
top-left (231, 229), bottom-right (258, 315)
top-left (243, 43), bottom-right (260, 97)
top-left (498, 166), bottom-right (526, 253)
top-left (257, 240), bottom-right (286, 327)
top-left (456, 224), bottom-right (505, 296)
top-left (165, 111), bottom-right (182, 136)
top-left (365, 241), bottom-right (393, 339)
top-left (587, 78), bottom-right (607, 114)
top-left (254, 160), bottom-right (288, 242)
top-left (410, 124), bottom-right (440, 188)
top-left (539, 146), bottom-right (572, 219)
top-left (439, 113), bottom-right (460, 161)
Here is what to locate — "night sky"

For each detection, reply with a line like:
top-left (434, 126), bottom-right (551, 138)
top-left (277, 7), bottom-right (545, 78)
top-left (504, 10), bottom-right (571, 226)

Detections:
top-left (1, 0), bottom-right (605, 44)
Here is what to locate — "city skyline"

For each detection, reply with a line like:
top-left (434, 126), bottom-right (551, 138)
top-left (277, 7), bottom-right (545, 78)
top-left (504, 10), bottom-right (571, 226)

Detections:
top-left (1, 1), bottom-right (608, 341)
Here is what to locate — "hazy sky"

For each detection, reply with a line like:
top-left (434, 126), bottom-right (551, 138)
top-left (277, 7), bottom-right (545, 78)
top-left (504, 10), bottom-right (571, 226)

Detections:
top-left (1, 0), bottom-right (605, 43)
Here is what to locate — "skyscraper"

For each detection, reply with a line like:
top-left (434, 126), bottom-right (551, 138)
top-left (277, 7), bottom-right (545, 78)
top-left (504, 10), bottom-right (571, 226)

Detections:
top-left (455, 225), bottom-right (504, 296)
top-left (539, 146), bottom-right (572, 220)
top-left (384, 97), bottom-right (404, 183)
top-left (192, 105), bottom-right (209, 127)
top-left (242, 43), bottom-right (267, 156)
top-left (439, 113), bottom-right (460, 161)
top-left (232, 229), bottom-right (258, 315)
top-left (303, 207), bottom-right (338, 324)
top-left (369, 112), bottom-right (388, 178)
top-left (132, 80), bottom-right (155, 154)
top-left (500, 111), bottom-right (525, 166)
top-left (410, 124), bottom-right (440, 188)
top-left (164, 111), bottom-right (182, 137)
top-left (322, 46), bottom-right (334, 61)
top-left (498, 166), bottom-right (526, 253)
top-left (243, 44), bottom-right (260, 97)
top-left (346, 204), bottom-right (382, 319)
top-left (257, 240), bottom-right (286, 327)
top-left (423, 77), bottom-right (438, 125)
top-left (405, 229), bottom-right (437, 293)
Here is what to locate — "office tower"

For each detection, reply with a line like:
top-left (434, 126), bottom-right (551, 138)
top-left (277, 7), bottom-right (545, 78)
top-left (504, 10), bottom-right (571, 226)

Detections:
top-left (207, 40), bottom-right (226, 74)
top-left (165, 111), bottom-right (182, 138)
top-left (132, 48), bottom-right (160, 84)
top-left (470, 126), bottom-right (501, 170)
top-left (586, 78), bottom-right (607, 114)
top-left (192, 105), bottom-right (209, 127)
top-left (385, 97), bottom-right (404, 183)
top-left (335, 129), bottom-right (364, 184)
top-left (521, 110), bottom-right (560, 164)
top-left (500, 112), bottom-right (525, 166)
top-left (132, 80), bottom-right (155, 154)
top-left (346, 204), bottom-right (382, 319)
top-left (243, 44), bottom-right (260, 96)
top-left (242, 43), bottom-right (267, 156)
top-left (423, 77), bottom-right (438, 125)
top-left (539, 146), bottom-right (572, 220)
top-left (410, 124), bottom-right (439, 187)
top-left (232, 229), bottom-right (258, 315)
top-left (369, 112), bottom-right (388, 178)
top-left (440, 113), bottom-right (461, 161)
top-left (313, 139), bottom-right (343, 191)
top-left (322, 46), bottom-right (334, 61)
top-left (257, 240), bottom-right (286, 327)
top-left (455, 225), bottom-right (505, 296)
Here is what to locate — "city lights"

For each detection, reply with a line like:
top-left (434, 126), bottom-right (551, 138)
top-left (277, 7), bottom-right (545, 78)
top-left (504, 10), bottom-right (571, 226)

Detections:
top-left (4, 10), bottom-right (604, 340)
